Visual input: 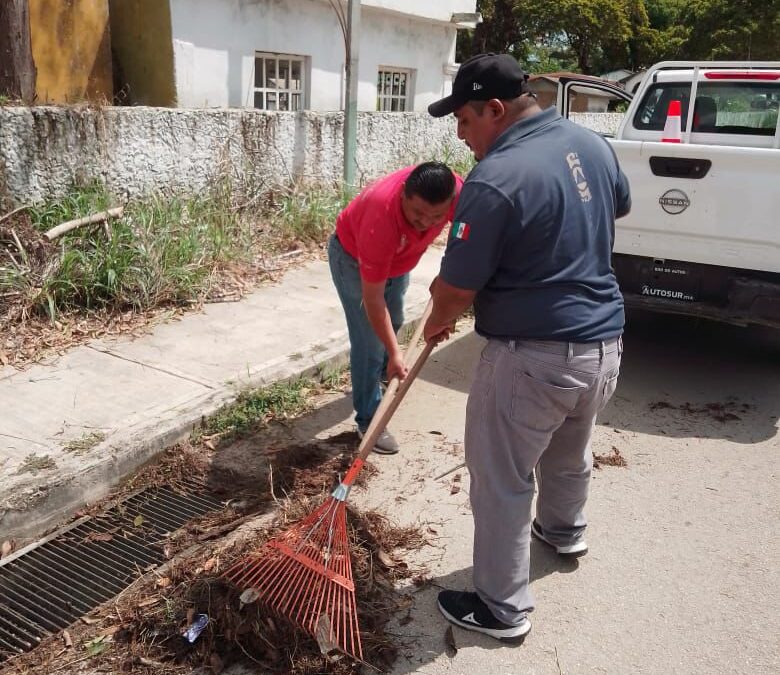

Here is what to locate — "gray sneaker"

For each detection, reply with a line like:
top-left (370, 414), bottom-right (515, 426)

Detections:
top-left (531, 519), bottom-right (588, 557)
top-left (357, 428), bottom-right (399, 455)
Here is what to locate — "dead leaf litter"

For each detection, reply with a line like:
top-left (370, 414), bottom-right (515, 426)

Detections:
top-left (0, 430), bottom-right (428, 675)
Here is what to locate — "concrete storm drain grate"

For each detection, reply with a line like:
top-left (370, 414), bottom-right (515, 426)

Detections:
top-left (0, 480), bottom-right (224, 662)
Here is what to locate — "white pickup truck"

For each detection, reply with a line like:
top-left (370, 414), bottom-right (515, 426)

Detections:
top-left (557, 61), bottom-right (780, 329)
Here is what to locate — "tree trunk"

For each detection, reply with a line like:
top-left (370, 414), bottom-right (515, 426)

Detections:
top-left (0, 0), bottom-right (36, 103)
top-left (471, 0), bottom-right (518, 57)
top-left (575, 40), bottom-right (591, 74)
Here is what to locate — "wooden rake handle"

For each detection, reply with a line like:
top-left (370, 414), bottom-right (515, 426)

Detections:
top-left (341, 300), bottom-right (434, 485)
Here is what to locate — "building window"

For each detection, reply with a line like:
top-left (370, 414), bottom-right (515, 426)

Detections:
top-left (377, 68), bottom-right (412, 111)
top-left (254, 53), bottom-right (305, 111)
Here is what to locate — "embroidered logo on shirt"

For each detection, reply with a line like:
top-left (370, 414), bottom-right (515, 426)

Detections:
top-left (396, 234), bottom-right (408, 253)
top-left (452, 221), bottom-right (470, 240)
top-left (566, 152), bottom-right (592, 203)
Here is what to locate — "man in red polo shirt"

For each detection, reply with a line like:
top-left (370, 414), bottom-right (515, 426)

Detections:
top-left (328, 162), bottom-right (462, 454)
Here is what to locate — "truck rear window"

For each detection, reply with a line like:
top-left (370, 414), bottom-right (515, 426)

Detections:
top-left (633, 81), bottom-right (779, 136)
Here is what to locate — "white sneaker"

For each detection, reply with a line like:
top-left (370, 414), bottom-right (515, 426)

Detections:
top-left (531, 519), bottom-right (588, 556)
top-left (356, 428), bottom-right (399, 455)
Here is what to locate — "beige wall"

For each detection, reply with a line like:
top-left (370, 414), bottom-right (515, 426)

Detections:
top-left (109, 0), bottom-right (175, 106)
top-left (29, 0), bottom-right (113, 104)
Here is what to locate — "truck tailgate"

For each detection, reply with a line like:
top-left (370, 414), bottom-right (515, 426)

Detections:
top-left (611, 140), bottom-right (780, 274)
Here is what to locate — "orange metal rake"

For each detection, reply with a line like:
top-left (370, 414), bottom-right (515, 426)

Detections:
top-left (223, 302), bottom-right (435, 661)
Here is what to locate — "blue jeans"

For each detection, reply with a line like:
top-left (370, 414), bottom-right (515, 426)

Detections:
top-left (328, 234), bottom-right (409, 430)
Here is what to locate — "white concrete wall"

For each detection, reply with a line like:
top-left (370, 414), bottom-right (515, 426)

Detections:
top-left (571, 112), bottom-right (624, 135)
top-left (167, 0), bottom-right (463, 111)
top-left (362, 0), bottom-right (475, 23)
top-left (0, 108), bottom-right (624, 207)
top-left (0, 108), bottom-right (470, 206)
top-left (360, 8), bottom-right (456, 109)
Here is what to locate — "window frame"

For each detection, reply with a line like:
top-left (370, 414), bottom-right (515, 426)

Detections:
top-left (376, 67), bottom-right (413, 112)
top-left (253, 52), bottom-right (306, 112)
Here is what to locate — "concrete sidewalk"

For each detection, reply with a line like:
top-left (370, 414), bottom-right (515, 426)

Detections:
top-left (0, 248), bottom-right (443, 542)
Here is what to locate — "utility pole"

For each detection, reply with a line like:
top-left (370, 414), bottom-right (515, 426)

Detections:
top-left (0, 0), bottom-right (36, 103)
top-left (343, 0), bottom-right (360, 189)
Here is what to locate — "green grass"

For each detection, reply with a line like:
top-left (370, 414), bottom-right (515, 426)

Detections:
top-left (318, 362), bottom-right (350, 390)
top-left (13, 184), bottom-right (253, 319)
top-left (199, 379), bottom-right (311, 439)
top-left (3, 158), bottom-right (467, 324)
top-left (27, 183), bottom-right (111, 231)
top-left (266, 184), bottom-right (349, 245)
top-left (434, 144), bottom-right (476, 179)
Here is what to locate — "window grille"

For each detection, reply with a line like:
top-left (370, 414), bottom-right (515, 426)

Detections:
top-left (254, 53), bottom-right (305, 111)
top-left (377, 68), bottom-right (412, 112)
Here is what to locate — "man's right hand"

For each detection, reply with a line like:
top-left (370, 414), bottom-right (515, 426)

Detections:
top-left (424, 318), bottom-right (455, 344)
top-left (386, 351), bottom-right (409, 382)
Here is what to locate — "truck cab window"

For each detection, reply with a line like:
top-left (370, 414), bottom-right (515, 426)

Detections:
top-left (634, 81), bottom-right (780, 135)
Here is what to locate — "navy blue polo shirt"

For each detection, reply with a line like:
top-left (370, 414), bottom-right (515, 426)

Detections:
top-left (441, 107), bottom-right (630, 342)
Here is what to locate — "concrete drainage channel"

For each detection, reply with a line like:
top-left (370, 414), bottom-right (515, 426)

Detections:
top-left (0, 480), bottom-right (224, 663)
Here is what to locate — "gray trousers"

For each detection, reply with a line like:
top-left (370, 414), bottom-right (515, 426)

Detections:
top-left (466, 337), bottom-right (622, 625)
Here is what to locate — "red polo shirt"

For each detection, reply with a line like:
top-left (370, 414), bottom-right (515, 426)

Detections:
top-left (335, 166), bottom-right (462, 283)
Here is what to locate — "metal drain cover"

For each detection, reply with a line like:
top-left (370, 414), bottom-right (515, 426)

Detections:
top-left (0, 480), bottom-right (223, 662)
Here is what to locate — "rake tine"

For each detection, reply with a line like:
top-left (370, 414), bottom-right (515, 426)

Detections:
top-left (297, 569), bottom-right (324, 626)
top-left (307, 562), bottom-right (330, 633)
top-left (265, 554), bottom-right (305, 607)
top-left (278, 556), bottom-right (315, 615)
top-left (244, 550), bottom-right (288, 590)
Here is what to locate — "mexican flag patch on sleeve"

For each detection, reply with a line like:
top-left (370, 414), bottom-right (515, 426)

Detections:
top-left (452, 221), bottom-right (470, 240)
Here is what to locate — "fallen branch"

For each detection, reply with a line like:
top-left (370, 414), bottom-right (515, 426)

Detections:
top-left (11, 228), bottom-right (27, 263)
top-left (195, 514), bottom-right (254, 542)
top-left (0, 204), bottom-right (31, 226)
top-left (44, 206), bottom-right (124, 241)
top-left (133, 656), bottom-right (166, 669)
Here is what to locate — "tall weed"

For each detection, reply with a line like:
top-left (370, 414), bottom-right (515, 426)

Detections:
top-left (25, 186), bottom-right (251, 318)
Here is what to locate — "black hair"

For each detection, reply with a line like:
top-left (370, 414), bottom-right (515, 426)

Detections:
top-left (404, 161), bottom-right (456, 204)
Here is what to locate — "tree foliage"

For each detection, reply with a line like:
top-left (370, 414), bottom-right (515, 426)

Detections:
top-left (458, 0), bottom-right (532, 62)
top-left (522, 0), bottom-right (633, 74)
top-left (681, 0), bottom-right (780, 60)
top-left (457, 0), bottom-right (779, 75)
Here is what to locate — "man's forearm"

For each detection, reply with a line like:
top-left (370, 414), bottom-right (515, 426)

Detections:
top-left (430, 277), bottom-right (476, 326)
top-left (363, 297), bottom-right (401, 356)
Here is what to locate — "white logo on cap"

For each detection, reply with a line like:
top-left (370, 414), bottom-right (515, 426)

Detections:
top-left (473, 82), bottom-right (483, 91)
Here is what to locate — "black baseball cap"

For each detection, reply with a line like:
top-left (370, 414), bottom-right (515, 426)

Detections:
top-left (428, 53), bottom-right (530, 117)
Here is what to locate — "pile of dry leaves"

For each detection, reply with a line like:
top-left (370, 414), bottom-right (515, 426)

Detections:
top-left (0, 432), bottom-right (428, 675)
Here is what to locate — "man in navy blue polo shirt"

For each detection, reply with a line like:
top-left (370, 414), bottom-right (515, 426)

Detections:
top-left (425, 53), bottom-right (631, 641)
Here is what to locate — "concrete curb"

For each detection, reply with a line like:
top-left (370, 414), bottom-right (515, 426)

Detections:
top-left (0, 296), bottom-right (437, 541)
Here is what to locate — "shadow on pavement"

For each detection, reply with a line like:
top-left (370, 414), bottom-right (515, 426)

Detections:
top-left (602, 309), bottom-right (780, 443)
top-left (416, 328), bottom-right (484, 395)
top-left (418, 310), bottom-right (779, 444)
top-left (389, 541), bottom-right (579, 674)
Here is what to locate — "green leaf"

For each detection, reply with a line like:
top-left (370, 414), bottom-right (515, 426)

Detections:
top-left (84, 635), bottom-right (109, 657)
